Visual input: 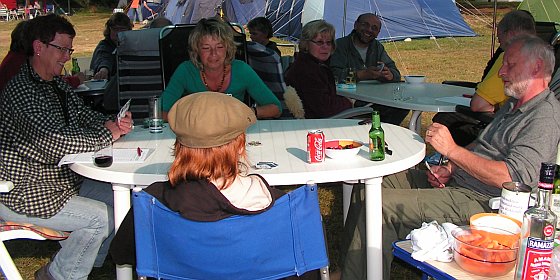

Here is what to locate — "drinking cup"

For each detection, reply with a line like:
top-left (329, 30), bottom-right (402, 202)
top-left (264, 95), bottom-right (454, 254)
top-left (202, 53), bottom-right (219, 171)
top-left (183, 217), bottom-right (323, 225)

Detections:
top-left (338, 68), bottom-right (356, 89)
top-left (149, 96), bottom-right (163, 133)
top-left (94, 144), bottom-right (113, 168)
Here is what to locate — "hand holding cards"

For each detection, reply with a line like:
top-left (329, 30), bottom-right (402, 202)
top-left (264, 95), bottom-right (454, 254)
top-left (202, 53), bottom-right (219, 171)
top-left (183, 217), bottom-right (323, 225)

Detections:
top-left (117, 99), bottom-right (131, 123)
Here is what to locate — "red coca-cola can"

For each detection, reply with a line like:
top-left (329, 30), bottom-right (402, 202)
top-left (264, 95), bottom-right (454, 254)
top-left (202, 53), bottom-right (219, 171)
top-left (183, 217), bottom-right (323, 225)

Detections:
top-left (307, 130), bottom-right (325, 163)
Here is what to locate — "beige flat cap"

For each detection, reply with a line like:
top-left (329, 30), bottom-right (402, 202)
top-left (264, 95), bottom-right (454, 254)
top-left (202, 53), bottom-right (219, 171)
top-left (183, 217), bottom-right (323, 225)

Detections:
top-left (168, 92), bottom-right (256, 148)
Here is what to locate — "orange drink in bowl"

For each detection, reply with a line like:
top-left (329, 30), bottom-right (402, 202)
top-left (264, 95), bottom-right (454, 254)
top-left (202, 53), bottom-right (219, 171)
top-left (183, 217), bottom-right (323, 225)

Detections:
top-left (470, 213), bottom-right (521, 248)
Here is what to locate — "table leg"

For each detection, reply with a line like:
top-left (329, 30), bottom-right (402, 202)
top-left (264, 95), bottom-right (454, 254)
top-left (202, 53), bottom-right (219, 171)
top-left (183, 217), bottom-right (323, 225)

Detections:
top-left (342, 182), bottom-right (353, 225)
top-left (112, 184), bottom-right (133, 280)
top-left (408, 110), bottom-right (422, 134)
top-left (364, 177), bottom-right (383, 280)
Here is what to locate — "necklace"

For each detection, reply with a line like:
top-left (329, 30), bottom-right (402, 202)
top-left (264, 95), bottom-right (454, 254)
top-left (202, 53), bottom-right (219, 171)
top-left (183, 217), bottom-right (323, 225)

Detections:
top-left (201, 66), bottom-right (227, 92)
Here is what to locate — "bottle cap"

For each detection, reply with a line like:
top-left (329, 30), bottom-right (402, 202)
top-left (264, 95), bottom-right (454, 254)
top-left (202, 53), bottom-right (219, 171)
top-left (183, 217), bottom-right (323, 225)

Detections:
top-left (540, 162), bottom-right (557, 185)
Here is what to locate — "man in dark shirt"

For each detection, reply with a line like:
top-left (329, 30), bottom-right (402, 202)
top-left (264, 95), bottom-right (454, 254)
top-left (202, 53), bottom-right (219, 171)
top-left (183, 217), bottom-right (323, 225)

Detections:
top-left (330, 13), bottom-right (408, 125)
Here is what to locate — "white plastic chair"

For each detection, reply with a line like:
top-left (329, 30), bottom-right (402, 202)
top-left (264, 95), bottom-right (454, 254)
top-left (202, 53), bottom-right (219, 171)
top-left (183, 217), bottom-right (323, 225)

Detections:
top-left (0, 181), bottom-right (70, 280)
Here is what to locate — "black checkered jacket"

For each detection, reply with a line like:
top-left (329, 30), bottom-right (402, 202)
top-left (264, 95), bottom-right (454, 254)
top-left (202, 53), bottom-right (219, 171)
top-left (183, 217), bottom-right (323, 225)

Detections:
top-left (0, 62), bottom-right (113, 218)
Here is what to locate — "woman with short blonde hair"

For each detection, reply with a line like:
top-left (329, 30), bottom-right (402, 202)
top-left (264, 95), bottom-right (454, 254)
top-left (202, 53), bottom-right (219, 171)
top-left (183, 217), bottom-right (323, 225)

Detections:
top-left (161, 17), bottom-right (282, 120)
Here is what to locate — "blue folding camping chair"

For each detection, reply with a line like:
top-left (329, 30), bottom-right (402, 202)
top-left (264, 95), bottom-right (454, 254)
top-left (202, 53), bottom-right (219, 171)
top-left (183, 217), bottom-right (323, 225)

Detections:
top-left (133, 184), bottom-right (330, 280)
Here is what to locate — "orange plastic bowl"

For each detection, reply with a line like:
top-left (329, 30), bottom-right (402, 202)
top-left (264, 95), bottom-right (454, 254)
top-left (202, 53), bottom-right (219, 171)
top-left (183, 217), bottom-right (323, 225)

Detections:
top-left (451, 225), bottom-right (518, 277)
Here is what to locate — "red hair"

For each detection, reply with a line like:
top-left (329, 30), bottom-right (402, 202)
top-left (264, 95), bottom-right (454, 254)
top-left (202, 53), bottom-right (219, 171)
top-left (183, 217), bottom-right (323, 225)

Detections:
top-left (168, 133), bottom-right (248, 189)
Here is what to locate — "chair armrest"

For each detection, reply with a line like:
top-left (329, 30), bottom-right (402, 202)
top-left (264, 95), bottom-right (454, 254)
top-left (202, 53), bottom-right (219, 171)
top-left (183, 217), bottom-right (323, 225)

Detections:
top-left (330, 107), bottom-right (373, 119)
top-left (455, 105), bottom-right (495, 124)
top-left (0, 181), bottom-right (14, 193)
top-left (442, 80), bottom-right (477, 88)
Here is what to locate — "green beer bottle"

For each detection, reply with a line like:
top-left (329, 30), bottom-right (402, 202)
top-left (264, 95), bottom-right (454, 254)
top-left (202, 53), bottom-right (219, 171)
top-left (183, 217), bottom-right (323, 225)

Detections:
top-left (369, 111), bottom-right (385, 161)
top-left (71, 58), bottom-right (80, 75)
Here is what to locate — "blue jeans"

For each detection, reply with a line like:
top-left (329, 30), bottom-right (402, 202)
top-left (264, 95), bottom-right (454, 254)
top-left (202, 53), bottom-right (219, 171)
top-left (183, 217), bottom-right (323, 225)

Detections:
top-left (0, 179), bottom-right (114, 280)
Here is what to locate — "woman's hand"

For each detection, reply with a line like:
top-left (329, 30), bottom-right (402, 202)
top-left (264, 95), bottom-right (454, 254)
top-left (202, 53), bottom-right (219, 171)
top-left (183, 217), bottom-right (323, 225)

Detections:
top-left (105, 112), bottom-right (133, 140)
top-left (94, 68), bottom-right (109, 80)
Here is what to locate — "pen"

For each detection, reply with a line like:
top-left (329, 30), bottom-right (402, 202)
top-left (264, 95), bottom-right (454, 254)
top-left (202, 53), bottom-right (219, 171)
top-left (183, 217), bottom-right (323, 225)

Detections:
top-left (137, 147), bottom-right (142, 157)
top-left (425, 161), bottom-right (445, 187)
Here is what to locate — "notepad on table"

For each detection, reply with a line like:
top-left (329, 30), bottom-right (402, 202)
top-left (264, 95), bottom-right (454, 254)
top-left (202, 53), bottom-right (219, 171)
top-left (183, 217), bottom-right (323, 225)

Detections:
top-left (58, 148), bottom-right (150, 166)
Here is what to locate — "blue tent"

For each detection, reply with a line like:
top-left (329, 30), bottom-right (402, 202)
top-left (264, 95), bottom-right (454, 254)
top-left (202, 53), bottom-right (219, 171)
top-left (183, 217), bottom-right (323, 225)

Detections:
top-left (323, 0), bottom-right (476, 41)
top-left (158, 0), bottom-right (475, 42)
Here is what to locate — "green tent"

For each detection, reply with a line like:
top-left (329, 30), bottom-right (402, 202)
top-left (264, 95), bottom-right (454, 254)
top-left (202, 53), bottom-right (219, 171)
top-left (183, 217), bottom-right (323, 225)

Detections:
top-left (518, 0), bottom-right (560, 24)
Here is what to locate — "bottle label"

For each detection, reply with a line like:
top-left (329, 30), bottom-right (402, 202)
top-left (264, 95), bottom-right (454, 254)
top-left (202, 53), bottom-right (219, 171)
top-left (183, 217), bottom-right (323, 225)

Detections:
top-left (519, 237), bottom-right (554, 279)
top-left (552, 194), bottom-right (560, 235)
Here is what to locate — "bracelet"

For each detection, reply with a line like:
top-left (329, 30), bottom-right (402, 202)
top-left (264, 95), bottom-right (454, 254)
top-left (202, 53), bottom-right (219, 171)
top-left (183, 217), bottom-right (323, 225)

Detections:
top-left (252, 104), bottom-right (258, 117)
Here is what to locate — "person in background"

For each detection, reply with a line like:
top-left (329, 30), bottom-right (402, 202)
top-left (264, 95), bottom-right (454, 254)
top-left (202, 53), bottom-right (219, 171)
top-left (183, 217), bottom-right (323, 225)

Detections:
top-left (148, 16), bottom-right (172, 28)
top-left (340, 34), bottom-right (560, 280)
top-left (432, 10), bottom-right (536, 146)
top-left (160, 17), bottom-right (282, 119)
top-left (0, 14), bottom-right (133, 280)
top-left (330, 13), bottom-right (408, 125)
top-left (247, 16), bottom-right (281, 56)
top-left (0, 20), bottom-right (27, 92)
top-left (284, 20), bottom-right (357, 118)
top-left (90, 12), bottom-right (132, 80)
top-left (129, 0), bottom-right (153, 25)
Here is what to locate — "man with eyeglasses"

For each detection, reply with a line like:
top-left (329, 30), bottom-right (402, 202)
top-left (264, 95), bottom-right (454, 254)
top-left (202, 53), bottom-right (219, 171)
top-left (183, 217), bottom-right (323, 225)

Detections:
top-left (330, 13), bottom-right (408, 125)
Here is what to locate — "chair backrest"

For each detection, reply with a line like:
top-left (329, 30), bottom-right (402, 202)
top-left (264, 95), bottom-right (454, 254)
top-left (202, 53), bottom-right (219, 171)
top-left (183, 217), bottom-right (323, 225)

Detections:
top-left (133, 185), bottom-right (329, 280)
top-left (246, 41), bottom-right (286, 100)
top-left (117, 28), bottom-right (163, 119)
top-left (159, 24), bottom-right (196, 89)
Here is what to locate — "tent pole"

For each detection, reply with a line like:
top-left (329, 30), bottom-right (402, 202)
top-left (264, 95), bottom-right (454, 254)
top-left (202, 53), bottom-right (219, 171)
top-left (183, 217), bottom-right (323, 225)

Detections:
top-left (491, 0), bottom-right (497, 58)
top-left (342, 0), bottom-right (347, 37)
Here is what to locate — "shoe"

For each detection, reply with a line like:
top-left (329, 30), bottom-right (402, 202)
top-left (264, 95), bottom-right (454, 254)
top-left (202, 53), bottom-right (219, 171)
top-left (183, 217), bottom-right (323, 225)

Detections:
top-left (34, 262), bottom-right (55, 280)
top-left (424, 152), bottom-right (444, 165)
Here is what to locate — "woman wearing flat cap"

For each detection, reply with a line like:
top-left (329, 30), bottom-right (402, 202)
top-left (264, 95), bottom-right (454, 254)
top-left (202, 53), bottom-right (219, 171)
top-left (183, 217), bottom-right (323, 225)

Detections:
top-left (109, 92), bottom-right (285, 266)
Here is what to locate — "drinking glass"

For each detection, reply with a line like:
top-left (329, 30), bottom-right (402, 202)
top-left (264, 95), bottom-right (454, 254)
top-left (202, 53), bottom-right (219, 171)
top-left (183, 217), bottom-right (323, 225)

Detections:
top-left (94, 144), bottom-right (113, 168)
top-left (149, 96), bottom-right (163, 133)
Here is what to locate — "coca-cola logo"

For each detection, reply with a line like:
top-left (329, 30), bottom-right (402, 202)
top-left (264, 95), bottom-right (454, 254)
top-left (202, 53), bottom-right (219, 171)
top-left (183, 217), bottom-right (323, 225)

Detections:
top-left (314, 138), bottom-right (323, 161)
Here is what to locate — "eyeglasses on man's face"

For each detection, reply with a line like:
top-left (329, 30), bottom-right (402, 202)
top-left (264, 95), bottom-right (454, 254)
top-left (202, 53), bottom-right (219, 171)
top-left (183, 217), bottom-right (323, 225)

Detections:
top-left (309, 40), bottom-right (334, 47)
top-left (45, 42), bottom-right (74, 55)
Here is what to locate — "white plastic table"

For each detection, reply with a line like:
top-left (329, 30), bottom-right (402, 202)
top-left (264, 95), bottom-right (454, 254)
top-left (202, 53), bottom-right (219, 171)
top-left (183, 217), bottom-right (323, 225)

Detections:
top-left (337, 81), bottom-right (474, 133)
top-left (70, 119), bottom-right (426, 280)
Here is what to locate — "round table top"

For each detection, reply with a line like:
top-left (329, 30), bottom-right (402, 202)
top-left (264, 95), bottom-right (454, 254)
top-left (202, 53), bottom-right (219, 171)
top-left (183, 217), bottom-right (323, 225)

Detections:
top-left (70, 119), bottom-right (426, 186)
top-left (338, 81), bottom-right (474, 113)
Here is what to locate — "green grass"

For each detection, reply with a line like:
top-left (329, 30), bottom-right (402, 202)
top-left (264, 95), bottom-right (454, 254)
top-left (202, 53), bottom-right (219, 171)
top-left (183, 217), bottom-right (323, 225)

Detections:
top-left (0, 5), bottom-right (512, 279)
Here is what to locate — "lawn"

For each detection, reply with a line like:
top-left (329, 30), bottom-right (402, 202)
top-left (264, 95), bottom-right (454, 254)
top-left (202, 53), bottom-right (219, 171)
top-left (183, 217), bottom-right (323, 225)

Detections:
top-left (0, 5), bottom-right (512, 279)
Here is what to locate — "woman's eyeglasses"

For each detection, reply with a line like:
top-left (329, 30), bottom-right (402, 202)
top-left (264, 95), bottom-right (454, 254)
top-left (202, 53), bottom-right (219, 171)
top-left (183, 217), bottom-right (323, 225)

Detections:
top-left (45, 42), bottom-right (74, 55)
top-left (309, 40), bottom-right (334, 47)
